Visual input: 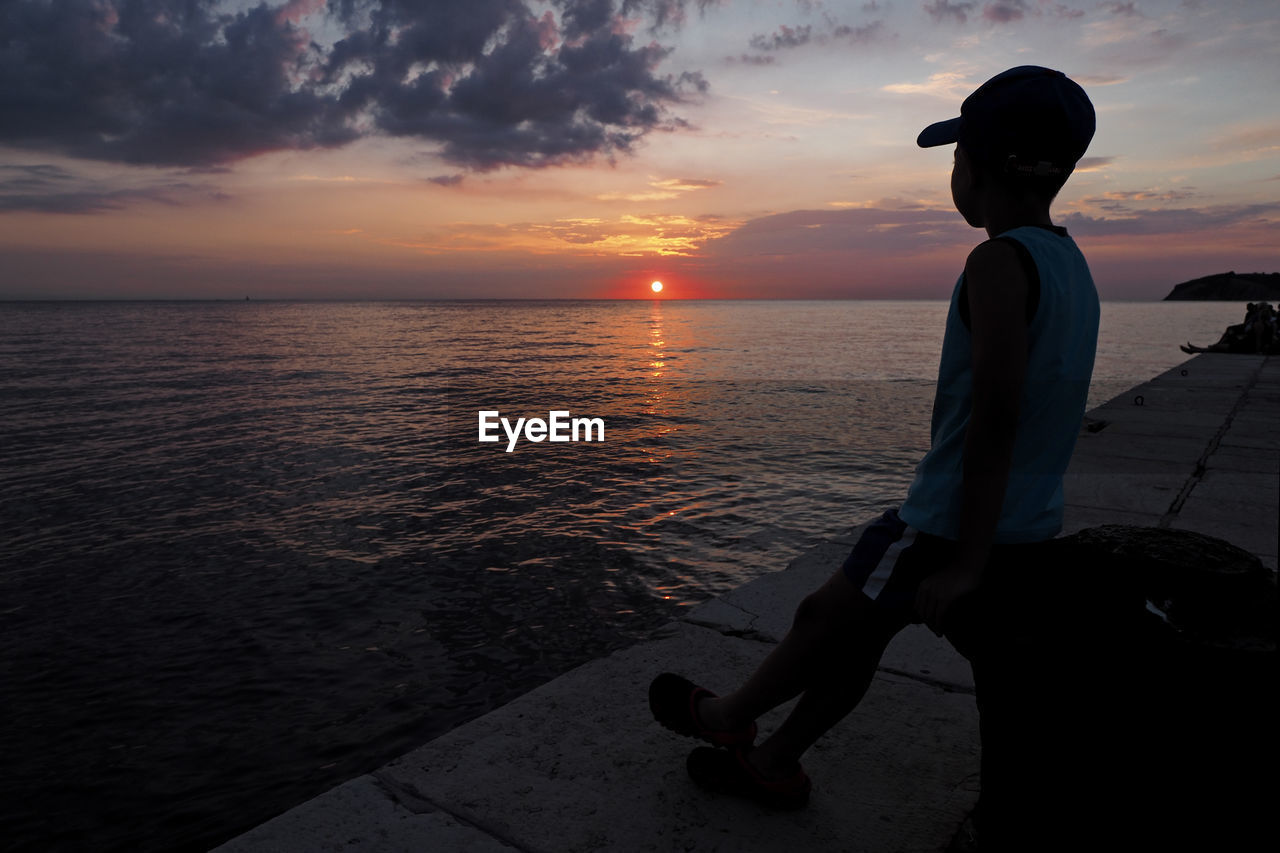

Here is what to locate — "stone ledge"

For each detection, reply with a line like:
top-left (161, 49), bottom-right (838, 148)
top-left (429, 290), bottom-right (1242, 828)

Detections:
top-left (211, 775), bottom-right (519, 853)
top-left (372, 622), bottom-right (979, 853)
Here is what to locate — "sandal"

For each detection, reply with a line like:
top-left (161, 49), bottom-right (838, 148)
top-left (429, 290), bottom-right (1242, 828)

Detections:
top-left (685, 746), bottom-right (812, 810)
top-left (648, 672), bottom-right (757, 747)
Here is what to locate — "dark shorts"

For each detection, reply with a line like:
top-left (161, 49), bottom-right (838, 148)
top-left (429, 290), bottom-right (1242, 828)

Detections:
top-left (841, 508), bottom-right (1054, 636)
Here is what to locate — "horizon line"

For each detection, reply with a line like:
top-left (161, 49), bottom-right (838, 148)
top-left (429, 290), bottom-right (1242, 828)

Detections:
top-left (0, 295), bottom-right (1233, 304)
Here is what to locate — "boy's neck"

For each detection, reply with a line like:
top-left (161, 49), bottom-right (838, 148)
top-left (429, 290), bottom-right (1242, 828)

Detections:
top-left (982, 199), bottom-right (1054, 239)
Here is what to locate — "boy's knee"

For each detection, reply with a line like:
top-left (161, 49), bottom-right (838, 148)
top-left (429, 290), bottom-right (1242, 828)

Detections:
top-left (792, 590), bottom-right (828, 632)
top-left (792, 581), bottom-right (874, 638)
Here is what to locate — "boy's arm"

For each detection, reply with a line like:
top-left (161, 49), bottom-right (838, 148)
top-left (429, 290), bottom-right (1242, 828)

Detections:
top-left (916, 239), bottom-right (1029, 634)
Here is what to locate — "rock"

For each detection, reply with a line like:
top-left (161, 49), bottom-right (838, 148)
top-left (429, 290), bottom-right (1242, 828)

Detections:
top-left (1056, 524), bottom-right (1276, 650)
top-left (1163, 270), bottom-right (1280, 301)
top-left (961, 525), bottom-right (1277, 852)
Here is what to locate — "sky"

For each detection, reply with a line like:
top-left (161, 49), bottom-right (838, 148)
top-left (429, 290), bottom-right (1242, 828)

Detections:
top-left (0, 0), bottom-right (1277, 300)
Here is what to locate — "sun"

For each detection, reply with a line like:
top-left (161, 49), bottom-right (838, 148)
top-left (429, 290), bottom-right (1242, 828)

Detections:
top-left (651, 280), bottom-right (663, 294)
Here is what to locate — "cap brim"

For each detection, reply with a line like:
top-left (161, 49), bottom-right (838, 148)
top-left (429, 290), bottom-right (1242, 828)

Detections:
top-left (916, 117), bottom-right (961, 148)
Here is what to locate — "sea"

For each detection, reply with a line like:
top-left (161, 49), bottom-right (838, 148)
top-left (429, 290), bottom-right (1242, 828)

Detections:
top-left (0, 299), bottom-right (1251, 852)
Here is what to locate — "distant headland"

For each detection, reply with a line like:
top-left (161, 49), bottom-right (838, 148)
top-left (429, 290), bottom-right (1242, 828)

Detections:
top-left (1164, 271), bottom-right (1280, 301)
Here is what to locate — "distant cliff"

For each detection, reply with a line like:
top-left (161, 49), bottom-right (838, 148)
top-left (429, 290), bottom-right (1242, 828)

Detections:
top-left (1164, 271), bottom-right (1280, 301)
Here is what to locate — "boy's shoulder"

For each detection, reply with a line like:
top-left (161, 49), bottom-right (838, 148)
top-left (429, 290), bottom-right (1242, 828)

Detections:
top-left (965, 235), bottom-right (1023, 268)
top-left (962, 238), bottom-right (1032, 336)
top-left (967, 225), bottom-right (1083, 288)
top-left (964, 238), bottom-right (1031, 293)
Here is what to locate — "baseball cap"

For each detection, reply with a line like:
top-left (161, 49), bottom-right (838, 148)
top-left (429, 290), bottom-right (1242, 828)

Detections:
top-left (917, 66), bottom-right (1095, 178)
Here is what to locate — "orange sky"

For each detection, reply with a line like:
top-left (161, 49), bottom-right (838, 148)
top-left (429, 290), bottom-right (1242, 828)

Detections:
top-left (1, 0), bottom-right (1277, 300)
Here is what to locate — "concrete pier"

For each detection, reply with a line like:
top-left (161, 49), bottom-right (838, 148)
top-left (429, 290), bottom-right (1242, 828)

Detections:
top-left (215, 354), bottom-right (1277, 853)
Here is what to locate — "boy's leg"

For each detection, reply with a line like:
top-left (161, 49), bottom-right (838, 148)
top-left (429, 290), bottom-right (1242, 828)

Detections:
top-left (700, 568), bottom-right (907, 776)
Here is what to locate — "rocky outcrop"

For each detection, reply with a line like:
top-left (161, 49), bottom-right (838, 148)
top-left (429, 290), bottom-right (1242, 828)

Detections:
top-left (1163, 270), bottom-right (1280, 301)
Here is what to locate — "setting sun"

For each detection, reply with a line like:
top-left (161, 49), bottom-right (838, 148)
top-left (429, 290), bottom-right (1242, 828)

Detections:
top-left (651, 281), bottom-right (663, 294)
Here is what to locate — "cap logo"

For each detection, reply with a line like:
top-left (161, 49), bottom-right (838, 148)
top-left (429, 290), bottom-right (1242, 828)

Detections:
top-left (1004, 154), bottom-right (1071, 178)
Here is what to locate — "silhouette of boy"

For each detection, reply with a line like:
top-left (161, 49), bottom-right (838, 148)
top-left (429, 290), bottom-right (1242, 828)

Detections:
top-left (650, 66), bottom-right (1099, 815)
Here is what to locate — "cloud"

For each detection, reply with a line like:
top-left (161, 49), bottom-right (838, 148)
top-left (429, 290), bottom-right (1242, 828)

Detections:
top-left (1060, 202), bottom-right (1280, 237)
top-left (656, 177), bottom-right (720, 190)
top-left (1074, 156), bottom-right (1116, 171)
top-left (1097, 189), bottom-right (1197, 202)
top-left (883, 71), bottom-right (973, 99)
top-left (1208, 122), bottom-right (1280, 160)
top-left (928, 0), bottom-right (1088, 25)
top-left (833, 20), bottom-right (888, 43)
top-left (749, 24), bottom-right (814, 51)
top-left (982, 1), bottom-right (1030, 23)
top-left (701, 199), bottom-right (1280, 265)
top-left (1068, 188), bottom-right (1202, 217)
top-left (0, 0), bottom-right (707, 173)
top-left (744, 14), bottom-right (886, 56)
top-left (1073, 74), bottom-right (1129, 86)
top-left (923, 1), bottom-right (977, 25)
top-left (596, 175), bottom-right (721, 201)
top-left (706, 206), bottom-right (972, 257)
top-left (620, 0), bottom-right (720, 33)
top-left (0, 164), bottom-right (223, 213)
top-left (1047, 3), bottom-right (1086, 19)
top-left (394, 211), bottom-right (739, 256)
top-left (1099, 1), bottom-right (1141, 16)
top-left (693, 198), bottom-right (1280, 299)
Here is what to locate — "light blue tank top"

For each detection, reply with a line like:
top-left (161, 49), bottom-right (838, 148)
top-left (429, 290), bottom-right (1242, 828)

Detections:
top-left (898, 226), bottom-right (1099, 543)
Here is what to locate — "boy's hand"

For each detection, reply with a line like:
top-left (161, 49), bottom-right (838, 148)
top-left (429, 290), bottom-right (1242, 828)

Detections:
top-left (915, 564), bottom-right (982, 636)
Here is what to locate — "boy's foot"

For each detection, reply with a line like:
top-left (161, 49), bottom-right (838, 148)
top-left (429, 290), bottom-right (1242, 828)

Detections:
top-left (648, 673), bottom-right (757, 747)
top-left (685, 746), bottom-right (811, 810)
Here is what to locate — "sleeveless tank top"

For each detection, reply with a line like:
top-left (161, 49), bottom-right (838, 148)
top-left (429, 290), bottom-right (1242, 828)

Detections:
top-left (898, 225), bottom-right (1099, 543)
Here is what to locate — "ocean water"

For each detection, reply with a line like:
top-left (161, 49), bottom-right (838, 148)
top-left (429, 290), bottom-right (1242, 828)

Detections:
top-left (0, 299), bottom-right (1251, 851)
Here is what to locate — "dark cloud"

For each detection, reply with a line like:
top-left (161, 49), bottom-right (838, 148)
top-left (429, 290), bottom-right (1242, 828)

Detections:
top-left (927, 0), bottom-right (1086, 24)
top-left (0, 164), bottom-right (223, 213)
top-left (745, 15), bottom-right (886, 55)
top-left (982, 0), bottom-right (1029, 23)
top-left (706, 206), bottom-right (971, 257)
top-left (1049, 3), bottom-right (1086, 18)
top-left (1093, 189), bottom-right (1198, 203)
top-left (427, 174), bottom-right (464, 187)
top-left (923, 0), bottom-right (976, 24)
top-left (621, 0), bottom-right (720, 32)
top-left (0, 0), bottom-right (706, 172)
top-left (833, 20), bottom-right (887, 42)
top-left (1100, 1), bottom-right (1141, 16)
top-left (749, 24), bottom-right (814, 51)
top-left (705, 199), bottom-right (1280, 260)
top-left (1060, 202), bottom-right (1280, 237)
